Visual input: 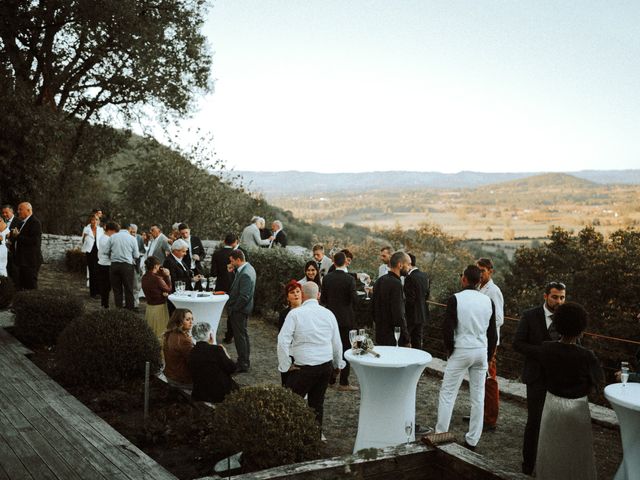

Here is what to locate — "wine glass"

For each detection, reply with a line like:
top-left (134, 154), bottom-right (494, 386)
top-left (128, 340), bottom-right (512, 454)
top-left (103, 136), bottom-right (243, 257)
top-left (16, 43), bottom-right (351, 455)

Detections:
top-left (191, 277), bottom-right (197, 291)
top-left (621, 361), bottom-right (630, 386)
top-left (349, 329), bottom-right (357, 349)
top-left (209, 277), bottom-right (216, 291)
top-left (394, 327), bottom-right (401, 348)
top-left (358, 273), bottom-right (372, 300)
top-left (404, 421), bottom-right (413, 444)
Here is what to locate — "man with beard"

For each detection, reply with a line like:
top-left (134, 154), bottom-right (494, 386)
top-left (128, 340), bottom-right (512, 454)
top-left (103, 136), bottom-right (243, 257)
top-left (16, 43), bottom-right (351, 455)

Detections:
top-left (513, 281), bottom-right (567, 476)
top-left (372, 251), bottom-right (411, 346)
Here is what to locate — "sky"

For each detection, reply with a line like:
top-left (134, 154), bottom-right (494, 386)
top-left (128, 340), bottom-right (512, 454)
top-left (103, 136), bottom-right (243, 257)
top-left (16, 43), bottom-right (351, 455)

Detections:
top-left (171, 0), bottom-right (640, 173)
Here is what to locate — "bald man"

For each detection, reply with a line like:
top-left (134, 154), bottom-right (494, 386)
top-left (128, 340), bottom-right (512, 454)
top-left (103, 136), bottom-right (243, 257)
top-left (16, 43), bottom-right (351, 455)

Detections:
top-left (11, 202), bottom-right (43, 289)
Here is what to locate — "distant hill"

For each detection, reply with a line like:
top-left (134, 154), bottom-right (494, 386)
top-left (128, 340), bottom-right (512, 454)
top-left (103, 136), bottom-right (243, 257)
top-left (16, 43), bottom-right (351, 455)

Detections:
top-left (479, 172), bottom-right (597, 191)
top-left (237, 169), bottom-right (640, 198)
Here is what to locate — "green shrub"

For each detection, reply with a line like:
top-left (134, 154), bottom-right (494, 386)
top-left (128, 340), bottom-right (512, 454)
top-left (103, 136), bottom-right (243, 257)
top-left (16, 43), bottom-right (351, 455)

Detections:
top-left (65, 247), bottom-right (86, 273)
top-left (0, 276), bottom-right (16, 309)
top-left (247, 248), bottom-right (306, 314)
top-left (57, 309), bottom-right (161, 389)
top-left (208, 385), bottom-right (321, 472)
top-left (13, 289), bottom-right (84, 346)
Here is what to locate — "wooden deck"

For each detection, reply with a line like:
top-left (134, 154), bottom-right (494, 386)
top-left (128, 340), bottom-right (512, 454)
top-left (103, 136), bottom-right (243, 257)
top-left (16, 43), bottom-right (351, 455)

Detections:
top-left (0, 326), bottom-right (177, 480)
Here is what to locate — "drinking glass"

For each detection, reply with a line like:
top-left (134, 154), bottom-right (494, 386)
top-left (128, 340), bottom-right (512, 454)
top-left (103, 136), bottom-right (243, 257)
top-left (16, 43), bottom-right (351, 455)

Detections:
top-left (209, 277), bottom-right (216, 291)
top-left (349, 329), bottom-right (357, 349)
top-left (621, 361), bottom-right (630, 386)
top-left (404, 421), bottom-right (413, 445)
top-left (176, 281), bottom-right (184, 294)
top-left (191, 278), bottom-right (197, 290)
top-left (394, 327), bottom-right (401, 348)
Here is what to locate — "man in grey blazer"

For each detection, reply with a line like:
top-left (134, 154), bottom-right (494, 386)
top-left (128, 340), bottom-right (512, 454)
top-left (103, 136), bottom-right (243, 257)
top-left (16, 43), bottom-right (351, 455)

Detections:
top-left (147, 224), bottom-right (171, 262)
top-left (227, 249), bottom-right (257, 373)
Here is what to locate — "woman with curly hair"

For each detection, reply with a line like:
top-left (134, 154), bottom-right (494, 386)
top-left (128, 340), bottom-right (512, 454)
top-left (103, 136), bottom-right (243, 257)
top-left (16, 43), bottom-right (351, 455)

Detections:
top-left (533, 302), bottom-right (604, 480)
top-left (163, 308), bottom-right (194, 388)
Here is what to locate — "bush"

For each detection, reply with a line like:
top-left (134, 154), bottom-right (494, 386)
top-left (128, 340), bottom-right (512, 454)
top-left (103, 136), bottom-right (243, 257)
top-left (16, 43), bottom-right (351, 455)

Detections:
top-left (247, 248), bottom-right (306, 314)
top-left (208, 385), bottom-right (322, 472)
top-left (0, 276), bottom-right (16, 309)
top-left (57, 309), bottom-right (162, 389)
top-left (65, 247), bottom-right (86, 274)
top-left (13, 289), bottom-right (84, 346)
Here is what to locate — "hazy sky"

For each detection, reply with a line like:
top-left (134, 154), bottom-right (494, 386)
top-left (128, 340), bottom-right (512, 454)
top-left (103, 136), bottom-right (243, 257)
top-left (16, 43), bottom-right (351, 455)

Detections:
top-left (173, 1), bottom-right (640, 173)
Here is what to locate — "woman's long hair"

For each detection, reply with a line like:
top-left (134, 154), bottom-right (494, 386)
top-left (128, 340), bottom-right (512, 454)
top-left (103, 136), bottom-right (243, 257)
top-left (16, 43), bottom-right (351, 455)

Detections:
top-left (163, 308), bottom-right (192, 346)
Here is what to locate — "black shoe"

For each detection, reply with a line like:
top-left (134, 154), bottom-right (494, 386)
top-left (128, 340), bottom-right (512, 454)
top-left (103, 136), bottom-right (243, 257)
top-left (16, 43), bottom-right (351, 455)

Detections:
top-left (235, 366), bottom-right (249, 374)
top-left (463, 441), bottom-right (476, 451)
top-left (522, 464), bottom-right (534, 476)
top-left (483, 424), bottom-right (496, 433)
top-left (223, 336), bottom-right (234, 344)
top-left (462, 415), bottom-right (470, 423)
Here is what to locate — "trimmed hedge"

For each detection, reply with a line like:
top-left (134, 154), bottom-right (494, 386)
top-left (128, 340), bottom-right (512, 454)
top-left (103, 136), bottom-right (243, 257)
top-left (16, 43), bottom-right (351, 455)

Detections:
top-left (208, 385), bottom-right (321, 471)
top-left (57, 309), bottom-right (162, 389)
top-left (65, 247), bottom-right (86, 274)
top-left (0, 275), bottom-right (15, 309)
top-left (247, 248), bottom-right (306, 314)
top-left (13, 289), bottom-right (84, 346)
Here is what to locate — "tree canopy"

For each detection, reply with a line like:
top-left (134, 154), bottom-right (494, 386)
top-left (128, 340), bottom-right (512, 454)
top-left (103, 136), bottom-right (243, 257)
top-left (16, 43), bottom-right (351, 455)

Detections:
top-left (0, 0), bottom-right (212, 231)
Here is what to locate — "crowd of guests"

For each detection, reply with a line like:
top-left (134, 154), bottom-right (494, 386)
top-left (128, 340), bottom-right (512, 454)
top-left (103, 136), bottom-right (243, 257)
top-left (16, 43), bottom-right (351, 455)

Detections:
top-left (3, 204), bottom-right (631, 477)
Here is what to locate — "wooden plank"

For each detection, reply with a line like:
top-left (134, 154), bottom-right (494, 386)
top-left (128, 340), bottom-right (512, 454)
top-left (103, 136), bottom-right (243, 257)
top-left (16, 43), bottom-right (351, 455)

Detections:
top-left (0, 409), bottom-right (56, 480)
top-left (27, 381), bottom-right (174, 480)
top-left (0, 433), bottom-right (33, 480)
top-left (0, 390), bottom-right (82, 480)
top-left (4, 383), bottom-right (108, 480)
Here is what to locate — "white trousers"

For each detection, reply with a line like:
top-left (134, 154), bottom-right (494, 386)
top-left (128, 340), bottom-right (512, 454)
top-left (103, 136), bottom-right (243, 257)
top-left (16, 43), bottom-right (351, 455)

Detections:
top-left (435, 347), bottom-right (488, 446)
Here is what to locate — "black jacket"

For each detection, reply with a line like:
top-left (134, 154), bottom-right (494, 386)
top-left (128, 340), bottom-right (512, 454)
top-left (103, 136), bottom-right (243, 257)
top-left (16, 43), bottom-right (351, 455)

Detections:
top-left (273, 230), bottom-right (287, 248)
top-left (320, 269), bottom-right (358, 329)
top-left (404, 268), bottom-right (430, 327)
top-left (209, 246), bottom-right (245, 293)
top-left (163, 254), bottom-right (192, 292)
top-left (184, 235), bottom-right (205, 275)
top-left (14, 215), bottom-right (43, 268)
top-left (189, 342), bottom-right (238, 403)
top-left (372, 272), bottom-right (408, 345)
top-left (513, 305), bottom-right (551, 384)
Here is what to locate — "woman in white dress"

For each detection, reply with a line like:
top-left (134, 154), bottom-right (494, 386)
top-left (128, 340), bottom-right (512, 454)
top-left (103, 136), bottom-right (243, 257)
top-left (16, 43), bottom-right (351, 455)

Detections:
top-left (81, 214), bottom-right (104, 297)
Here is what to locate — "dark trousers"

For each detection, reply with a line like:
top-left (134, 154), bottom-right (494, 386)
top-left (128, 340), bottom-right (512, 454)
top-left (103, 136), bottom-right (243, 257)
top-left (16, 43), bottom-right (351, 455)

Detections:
top-left (17, 264), bottom-right (40, 290)
top-left (86, 244), bottom-right (99, 296)
top-left (110, 262), bottom-right (135, 310)
top-left (407, 321), bottom-right (424, 349)
top-left (522, 380), bottom-right (547, 474)
top-left (97, 264), bottom-right (111, 308)
top-left (229, 311), bottom-right (250, 370)
top-left (286, 361), bottom-right (333, 425)
top-left (332, 326), bottom-right (350, 386)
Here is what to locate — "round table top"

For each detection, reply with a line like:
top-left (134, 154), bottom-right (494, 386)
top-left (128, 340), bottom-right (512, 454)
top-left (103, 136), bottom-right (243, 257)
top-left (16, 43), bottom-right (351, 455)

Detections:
top-left (345, 346), bottom-right (432, 368)
top-left (168, 292), bottom-right (229, 303)
top-left (605, 383), bottom-right (640, 411)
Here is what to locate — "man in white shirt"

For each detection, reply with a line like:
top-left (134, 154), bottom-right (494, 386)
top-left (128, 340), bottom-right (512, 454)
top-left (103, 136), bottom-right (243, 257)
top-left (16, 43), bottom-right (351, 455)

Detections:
top-left (435, 265), bottom-right (497, 451)
top-left (377, 246), bottom-right (392, 278)
top-left (475, 258), bottom-right (504, 432)
top-left (278, 282), bottom-right (345, 426)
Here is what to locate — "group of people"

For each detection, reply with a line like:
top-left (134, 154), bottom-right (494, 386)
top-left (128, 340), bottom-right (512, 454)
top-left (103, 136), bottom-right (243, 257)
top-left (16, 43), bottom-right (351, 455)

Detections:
top-left (0, 202), bottom-right (43, 290)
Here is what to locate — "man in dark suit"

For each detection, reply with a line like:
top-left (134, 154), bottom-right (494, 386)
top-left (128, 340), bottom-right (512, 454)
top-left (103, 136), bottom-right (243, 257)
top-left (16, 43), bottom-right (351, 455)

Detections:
top-left (404, 253), bottom-right (430, 349)
top-left (226, 249), bottom-right (256, 373)
top-left (163, 239), bottom-right (193, 293)
top-left (210, 233), bottom-right (248, 344)
top-left (372, 251), bottom-right (411, 346)
top-left (11, 202), bottom-right (43, 290)
top-left (320, 252), bottom-right (359, 391)
top-left (178, 223), bottom-right (205, 276)
top-left (513, 281), bottom-right (566, 476)
top-left (270, 220), bottom-right (287, 248)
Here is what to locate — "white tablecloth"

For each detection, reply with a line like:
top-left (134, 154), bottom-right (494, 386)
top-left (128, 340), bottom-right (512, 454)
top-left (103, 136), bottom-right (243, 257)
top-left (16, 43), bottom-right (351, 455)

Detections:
top-left (168, 292), bottom-right (229, 343)
top-left (605, 383), bottom-right (640, 480)
top-left (345, 346), bottom-right (432, 452)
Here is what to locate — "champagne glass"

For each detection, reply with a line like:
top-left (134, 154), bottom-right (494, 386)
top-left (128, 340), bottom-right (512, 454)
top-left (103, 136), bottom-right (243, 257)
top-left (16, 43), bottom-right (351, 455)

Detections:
top-left (357, 329), bottom-right (365, 350)
top-left (349, 329), bottom-right (357, 349)
top-left (394, 327), bottom-right (401, 348)
top-left (191, 277), bottom-right (197, 291)
top-left (404, 421), bottom-right (413, 444)
top-left (621, 361), bottom-right (630, 386)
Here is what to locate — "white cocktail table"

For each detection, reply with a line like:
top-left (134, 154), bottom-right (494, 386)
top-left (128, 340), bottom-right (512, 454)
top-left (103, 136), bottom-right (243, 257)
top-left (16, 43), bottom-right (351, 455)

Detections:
top-left (345, 346), bottom-right (432, 452)
top-left (168, 292), bottom-right (229, 343)
top-left (605, 383), bottom-right (640, 480)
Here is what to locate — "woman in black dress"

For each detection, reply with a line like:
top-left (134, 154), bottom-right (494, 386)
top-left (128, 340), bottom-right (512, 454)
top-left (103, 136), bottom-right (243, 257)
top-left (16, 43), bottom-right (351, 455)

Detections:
top-left (533, 302), bottom-right (604, 480)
